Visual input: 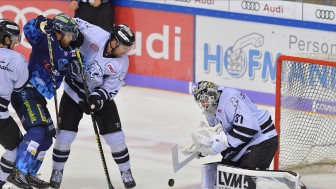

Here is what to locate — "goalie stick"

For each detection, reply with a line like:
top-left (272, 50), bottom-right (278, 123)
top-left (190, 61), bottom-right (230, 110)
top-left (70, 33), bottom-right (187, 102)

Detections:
top-left (171, 144), bottom-right (200, 173)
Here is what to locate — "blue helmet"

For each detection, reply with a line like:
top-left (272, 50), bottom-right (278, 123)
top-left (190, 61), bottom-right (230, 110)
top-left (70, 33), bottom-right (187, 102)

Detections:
top-left (53, 13), bottom-right (78, 40)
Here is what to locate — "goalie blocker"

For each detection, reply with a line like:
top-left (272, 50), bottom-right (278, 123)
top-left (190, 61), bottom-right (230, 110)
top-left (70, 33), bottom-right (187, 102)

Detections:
top-left (202, 163), bottom-right (305, 189)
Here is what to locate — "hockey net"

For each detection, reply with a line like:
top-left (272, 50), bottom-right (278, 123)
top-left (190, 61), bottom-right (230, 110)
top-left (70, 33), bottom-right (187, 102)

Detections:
top-left (275, 54), bottom-right (336, 174)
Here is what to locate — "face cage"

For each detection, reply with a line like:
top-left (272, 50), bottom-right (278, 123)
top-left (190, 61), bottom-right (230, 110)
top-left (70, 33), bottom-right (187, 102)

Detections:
top-left (118, 43), bottom-right (134, 54)
top-left (196, 95), bottom-right (217, 110)
top-left (10, 34), bottom-right (21, 43)
top-left (61, 31), bottom-right (78, 41)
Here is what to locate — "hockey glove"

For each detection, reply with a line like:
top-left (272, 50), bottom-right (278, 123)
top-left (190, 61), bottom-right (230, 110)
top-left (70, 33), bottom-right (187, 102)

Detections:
top-left (70, 30), bottom-right (84, 48)
top-left (210, 130), bottom-right (229, 154)
top-left (36, 15), bottom-right (53, 34)
top-left (78, 100), bottom-right (90, 115)
top-left (62, 60), bottom-right (81, 79)
top-left (88, 94), bottom-right (104, 112)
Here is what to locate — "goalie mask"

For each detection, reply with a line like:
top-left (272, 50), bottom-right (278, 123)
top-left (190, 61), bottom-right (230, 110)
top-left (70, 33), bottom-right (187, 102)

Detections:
top-left (193, 81), bottom-right (220, 111)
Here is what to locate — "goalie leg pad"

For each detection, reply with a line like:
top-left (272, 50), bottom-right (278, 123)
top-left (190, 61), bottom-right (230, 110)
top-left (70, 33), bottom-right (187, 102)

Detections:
top-left (0, 116), bottom-right (23, 151)
top-left (202, 163), bottom-right (218, 189)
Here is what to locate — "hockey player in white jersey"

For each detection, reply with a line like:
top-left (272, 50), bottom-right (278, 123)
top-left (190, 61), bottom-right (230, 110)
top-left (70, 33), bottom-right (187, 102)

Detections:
top-left (0, 19), bottom-right (28, 188)
top-left (50, 18), bottom-right (136, 188)
top-left (192, 81), bottom-right (278, 169)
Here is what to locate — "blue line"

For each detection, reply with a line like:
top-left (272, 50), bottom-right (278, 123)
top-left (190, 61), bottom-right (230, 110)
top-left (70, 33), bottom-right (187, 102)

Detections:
top-left (114, 0), bottom-right (336, 32)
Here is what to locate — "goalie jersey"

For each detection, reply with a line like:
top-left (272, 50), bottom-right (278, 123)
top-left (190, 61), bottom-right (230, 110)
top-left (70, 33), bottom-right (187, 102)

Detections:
top-left (207, 87), bottom-right (278, 162)
top-left (64, 18), bottom-right (129, 104)
top-left (0, 48), bottom-right (28, 119)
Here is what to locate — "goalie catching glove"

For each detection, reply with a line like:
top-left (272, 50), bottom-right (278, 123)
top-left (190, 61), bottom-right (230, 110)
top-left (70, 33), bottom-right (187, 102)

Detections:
top-left (182, 121), bottom-right (229, 157)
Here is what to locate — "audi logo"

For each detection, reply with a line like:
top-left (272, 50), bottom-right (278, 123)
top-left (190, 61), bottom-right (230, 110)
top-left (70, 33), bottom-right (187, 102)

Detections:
top-left (174, 0), bottom-right (191, 3)
top-left (0, 5), bottom-right (61, 48)
top-left (315, 9), bottom-right (335, 20)
top-left (241, 1), bottom-right (260, 11)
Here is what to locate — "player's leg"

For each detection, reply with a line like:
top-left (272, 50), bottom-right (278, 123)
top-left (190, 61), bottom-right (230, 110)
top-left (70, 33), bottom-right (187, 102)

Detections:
top-left (96, 100), bottom-right (136, 188)
top-left (238, 136), bottom-right (279, 170)
top-left (50, 92), bottom-right (82, 189)
top-left (0, 116), bottom-right (22, 187)
top-left (8, 87), bottom-right (55, 189)
top-left (26, 135), bottom-right (53, 189)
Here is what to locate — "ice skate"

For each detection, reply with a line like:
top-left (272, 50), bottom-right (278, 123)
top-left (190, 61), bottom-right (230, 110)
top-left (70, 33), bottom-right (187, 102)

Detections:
top-left (49, 169), bottom-right (63, 189)
top-left (26, 173), bottom-right (49, 189)
top-left (7, 167), bottom-right (32, 189)
top-left (120, 169), bottom-right (136, 188)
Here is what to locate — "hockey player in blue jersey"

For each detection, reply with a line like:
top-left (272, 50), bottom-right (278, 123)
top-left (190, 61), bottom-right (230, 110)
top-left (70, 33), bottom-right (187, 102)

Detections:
top-left (0, 19), bottom-right (28, 188)
top-left (49, 19), bottom-right (136, 189)
top-left (8, 13), bottom-right (81, 189)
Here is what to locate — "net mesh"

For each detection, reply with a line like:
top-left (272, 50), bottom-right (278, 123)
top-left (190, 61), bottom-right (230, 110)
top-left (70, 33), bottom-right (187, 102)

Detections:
top-left (277, 53), bottom-right (336, 173)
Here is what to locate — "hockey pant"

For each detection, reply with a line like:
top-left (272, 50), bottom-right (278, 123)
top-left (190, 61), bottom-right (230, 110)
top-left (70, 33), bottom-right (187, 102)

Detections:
top-left (11, 87), bottom-right (55, 175)
top-left (52, 92), bottom-right (132, 171)
top-left (221, 136), bottom-right (279, 170)
top-left (0, 116), bottom-right (23, 181)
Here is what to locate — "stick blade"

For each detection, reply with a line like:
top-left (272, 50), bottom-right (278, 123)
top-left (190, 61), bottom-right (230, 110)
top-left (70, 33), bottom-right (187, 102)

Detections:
top-left (171, 144), bottom-right (200, 173)
top-left (172, 144), bottom-right (181, 173)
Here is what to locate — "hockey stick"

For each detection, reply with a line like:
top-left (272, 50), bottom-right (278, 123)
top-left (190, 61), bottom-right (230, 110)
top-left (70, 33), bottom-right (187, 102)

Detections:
top-left (46, 34), bottom-right (60, 132)
top-left (75, 48), bottom-right (114, 189)
top-left (171, 144), bottom-right (200, 173)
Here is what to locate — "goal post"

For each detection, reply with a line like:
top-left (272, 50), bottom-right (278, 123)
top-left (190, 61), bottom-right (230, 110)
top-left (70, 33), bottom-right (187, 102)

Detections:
top-left (275, 54), bottom-right (336, 173)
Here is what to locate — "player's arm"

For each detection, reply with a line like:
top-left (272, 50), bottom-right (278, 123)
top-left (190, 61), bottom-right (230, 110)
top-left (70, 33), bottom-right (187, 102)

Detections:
top-left (23, 15), bottom-right (53, 46)
top-left (224, 96), bottom-right (260, 150)
top-left (13, 55), bottom-right (29, 92)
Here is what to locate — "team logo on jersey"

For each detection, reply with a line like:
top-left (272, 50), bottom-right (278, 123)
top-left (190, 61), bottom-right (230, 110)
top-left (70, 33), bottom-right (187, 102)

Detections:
top-left (230, 97), bottom-right (238, 107)
top-left (90, 43), bottom-right (99, 52)
top-left (85, 60), bottom-right (103, 86)
top-left (0, 61), bottom-right (13, 72)
top-left (106, 63), bottom-right (116, 74)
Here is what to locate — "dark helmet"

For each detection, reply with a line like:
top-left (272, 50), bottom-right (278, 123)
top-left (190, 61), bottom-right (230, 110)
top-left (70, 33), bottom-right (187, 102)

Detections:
top-left (193, 81), bottom-right (221, 110)
top-left (53, 13), bottom-right (78, 39)
top-left (111, 24), bottom-right (135, 46)
top-left (0, 19), bottom-right (20, 43)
